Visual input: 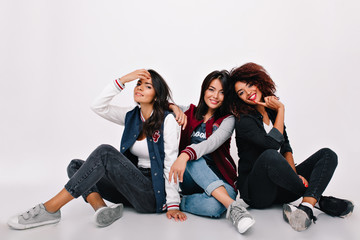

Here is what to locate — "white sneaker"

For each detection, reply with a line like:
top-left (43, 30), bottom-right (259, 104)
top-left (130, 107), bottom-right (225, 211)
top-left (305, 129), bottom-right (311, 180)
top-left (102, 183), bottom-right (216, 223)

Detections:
top-left (8, 203), bottom-right (61, 230)
top-left (226, 201), bottom-right (255, 233)
top-left (94, 203), bottom-right (123, 227)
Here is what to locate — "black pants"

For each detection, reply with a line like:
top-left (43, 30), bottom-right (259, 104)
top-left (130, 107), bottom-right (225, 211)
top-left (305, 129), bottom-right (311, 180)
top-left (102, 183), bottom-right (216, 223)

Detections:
top-left (243, 148), bottom-right (338, 209)
top-left (65, 144), bottom-right (156, 213)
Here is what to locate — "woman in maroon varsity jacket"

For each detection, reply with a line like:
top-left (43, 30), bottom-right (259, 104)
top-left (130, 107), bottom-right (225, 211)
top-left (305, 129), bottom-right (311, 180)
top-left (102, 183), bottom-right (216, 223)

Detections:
top-left (169, 70), bottom-right (255, 234)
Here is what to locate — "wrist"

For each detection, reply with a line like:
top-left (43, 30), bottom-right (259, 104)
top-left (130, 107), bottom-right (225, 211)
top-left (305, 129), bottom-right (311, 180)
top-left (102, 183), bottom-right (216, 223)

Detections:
top-left (114, 78), bottom-right (125, 91)
top-left (119, 77), bottom-right (128, 85)
top-left (168, 102), bottom-right (175, 111)
top-left (278, 104), bottom-right (285, 111)
top-left (181, 147), bottom-right (197, 161)
top-left (276, 106), bottom-right (284, 114)
top-left (181, 152), bottom-right (190, 161)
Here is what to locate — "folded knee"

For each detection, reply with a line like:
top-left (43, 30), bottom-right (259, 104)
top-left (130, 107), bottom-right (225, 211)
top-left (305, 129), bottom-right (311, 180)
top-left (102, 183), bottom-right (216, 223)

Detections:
top-left (321, 148), bottom-right (338, 168)
top-left (67, 159), bottom-right (84, 177)
top-left (259, 149), bottom-right (285, 165)
top-left (96, 144), bottom-right (117, 153)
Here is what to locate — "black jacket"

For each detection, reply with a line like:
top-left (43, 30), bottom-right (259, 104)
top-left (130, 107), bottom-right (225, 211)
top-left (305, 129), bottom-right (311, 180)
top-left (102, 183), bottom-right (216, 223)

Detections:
top-left (235, 108), bottom-right (292, 200)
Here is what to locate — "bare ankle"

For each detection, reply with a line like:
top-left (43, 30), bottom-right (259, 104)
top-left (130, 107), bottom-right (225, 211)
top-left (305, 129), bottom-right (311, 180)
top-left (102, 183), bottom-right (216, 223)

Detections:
top-left (43, 202), bottom-right (59, 213)
top-left (86, 193), bottom-right (107, 211)
top-left (302, 196), bottom-right (317, 206)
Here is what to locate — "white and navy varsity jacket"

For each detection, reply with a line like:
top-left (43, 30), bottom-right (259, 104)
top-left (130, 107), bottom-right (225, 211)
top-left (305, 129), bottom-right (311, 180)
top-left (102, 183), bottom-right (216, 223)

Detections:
top-left (91, 79), bottom-right (180, 212)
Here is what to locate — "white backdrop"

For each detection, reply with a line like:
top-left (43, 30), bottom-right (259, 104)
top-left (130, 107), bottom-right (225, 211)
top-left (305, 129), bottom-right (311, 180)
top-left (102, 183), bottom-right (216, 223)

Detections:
top-left (1, 0), bottom-right (359, 202)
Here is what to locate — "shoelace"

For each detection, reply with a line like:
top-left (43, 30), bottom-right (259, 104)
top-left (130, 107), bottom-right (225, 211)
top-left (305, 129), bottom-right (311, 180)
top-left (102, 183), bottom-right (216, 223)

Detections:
top-left (21, 205), bottom-right (41, 220)
top-left (230, 205), bottom-right (248, 222)
top-left (308, 210), bottom-right (317, 224)
top-left (298, 204), bottom-right (317, 224)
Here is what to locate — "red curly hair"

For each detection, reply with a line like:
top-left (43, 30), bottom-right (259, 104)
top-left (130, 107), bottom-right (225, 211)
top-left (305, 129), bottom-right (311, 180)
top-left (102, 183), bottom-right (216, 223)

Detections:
top-left (229, 62), bottom-right (277, 117)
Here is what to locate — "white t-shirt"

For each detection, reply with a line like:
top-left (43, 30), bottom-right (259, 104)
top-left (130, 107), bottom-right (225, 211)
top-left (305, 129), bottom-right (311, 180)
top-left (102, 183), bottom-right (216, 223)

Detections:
top-left (263, 120), bottom-right (274, 134)
top-left (130, 139), bottom-right (151, 169)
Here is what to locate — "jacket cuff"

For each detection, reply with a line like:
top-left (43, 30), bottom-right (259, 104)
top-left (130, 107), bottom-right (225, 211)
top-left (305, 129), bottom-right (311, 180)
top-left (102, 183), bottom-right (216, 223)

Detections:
top-left (280, 145), bottom-right (293, 155)
top-left (166, 203), bottom-right (180, 211)
top-left (268, 128), bottom-right (285, 143)
top-left (113, 78), bottom-right (125, 91)
top-left (181, 147), bottom-right (197, 161)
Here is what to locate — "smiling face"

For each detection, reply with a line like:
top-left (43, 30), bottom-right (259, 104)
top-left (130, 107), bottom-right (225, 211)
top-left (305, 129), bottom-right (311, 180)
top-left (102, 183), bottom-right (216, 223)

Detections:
top-left (234, 81), bottom-right (263, 105)
top-left (204, 78), bottom-right (224, 113)
top-left (133, 78), bottom-right (156, 105)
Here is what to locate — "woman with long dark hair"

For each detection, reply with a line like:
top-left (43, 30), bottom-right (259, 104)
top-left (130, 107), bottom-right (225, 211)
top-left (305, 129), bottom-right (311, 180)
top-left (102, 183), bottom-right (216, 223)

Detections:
top-left (169, 70), bottom-right (255, 234)
top-left (229, 62), bottom-right (354, 231)
top-left (8, 69), bottom-right (187, 230)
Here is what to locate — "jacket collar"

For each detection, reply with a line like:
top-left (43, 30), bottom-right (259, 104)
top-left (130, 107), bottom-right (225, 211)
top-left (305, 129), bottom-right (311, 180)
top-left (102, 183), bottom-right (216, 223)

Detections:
top-left (139, 106), bottom-right (153, 122)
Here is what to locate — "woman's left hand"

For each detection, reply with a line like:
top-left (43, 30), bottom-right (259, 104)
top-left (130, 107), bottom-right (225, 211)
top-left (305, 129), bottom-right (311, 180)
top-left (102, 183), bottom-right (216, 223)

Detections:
top-left (256, 96), bottom-right (284, 112)
top-left (166, 209), bottom-right (187, 222)
top-left (298, 175), bottom-right (309, 188)
top-left (169, 153), bottom-right (190, 183)
top-left (169, 104), bottom-right (187, 130)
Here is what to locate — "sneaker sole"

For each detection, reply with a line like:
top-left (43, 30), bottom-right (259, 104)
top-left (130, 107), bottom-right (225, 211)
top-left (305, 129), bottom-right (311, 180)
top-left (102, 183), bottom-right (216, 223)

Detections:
top-left (94, 203), bottom-right (124, 227)
top-left (8, 218), bottom-right (60, 230)
top-left (283, 204), bottom-right (311, 232)
top-left (340, 200), bottom-right (354, 218)
top-left (237, 217), bottom-right (255, 234)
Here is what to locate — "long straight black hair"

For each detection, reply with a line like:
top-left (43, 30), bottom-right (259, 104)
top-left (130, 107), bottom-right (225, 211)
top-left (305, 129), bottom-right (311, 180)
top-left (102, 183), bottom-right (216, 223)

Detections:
top-left (142, 69), bottom-right (173, 137)
top-left (195, 70), bottom-right (230, 121)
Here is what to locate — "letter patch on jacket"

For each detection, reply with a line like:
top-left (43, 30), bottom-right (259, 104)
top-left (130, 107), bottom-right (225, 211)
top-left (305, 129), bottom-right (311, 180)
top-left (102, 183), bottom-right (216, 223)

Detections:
top-left (152, 130), bottom-right (160, 143)
top-left (213, 123), bottom-right (219, 132)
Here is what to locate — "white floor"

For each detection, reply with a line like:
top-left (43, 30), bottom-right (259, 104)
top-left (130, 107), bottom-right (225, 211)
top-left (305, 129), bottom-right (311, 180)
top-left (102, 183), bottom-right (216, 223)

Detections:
top-left (1, 183), bottom-right (359, 240)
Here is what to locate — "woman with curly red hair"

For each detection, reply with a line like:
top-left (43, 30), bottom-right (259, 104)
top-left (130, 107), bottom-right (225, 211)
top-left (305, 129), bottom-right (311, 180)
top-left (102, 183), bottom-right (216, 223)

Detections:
top-left (228, 62), bottom-right (354, 231)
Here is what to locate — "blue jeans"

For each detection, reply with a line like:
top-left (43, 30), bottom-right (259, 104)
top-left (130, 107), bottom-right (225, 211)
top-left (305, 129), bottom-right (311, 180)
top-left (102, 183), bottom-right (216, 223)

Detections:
top-left (180, 157), bottom-right (237, 218)
top-left (243, 148), bottom-right (338, 208)
top-left (65, 144), bottom-right (157, 213)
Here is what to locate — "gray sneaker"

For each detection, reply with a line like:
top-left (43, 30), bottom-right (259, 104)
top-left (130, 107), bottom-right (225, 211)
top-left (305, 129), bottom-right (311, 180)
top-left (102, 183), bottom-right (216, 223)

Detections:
top-left (94, 203), bottom-right (123, 227)
top-left (8, 203), bottom-right (61, 230)
top-left (226, 201), bottom-right (255, 234)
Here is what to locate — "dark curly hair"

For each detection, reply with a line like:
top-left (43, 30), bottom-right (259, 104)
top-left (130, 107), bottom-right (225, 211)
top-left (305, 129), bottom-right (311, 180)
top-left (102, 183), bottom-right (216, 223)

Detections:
top-left (142, 69), bottom-right (173, 137)
top-left (229, 62), bottom-right (277, 117)
top-left (195, 70), bottom-right (230, 121)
